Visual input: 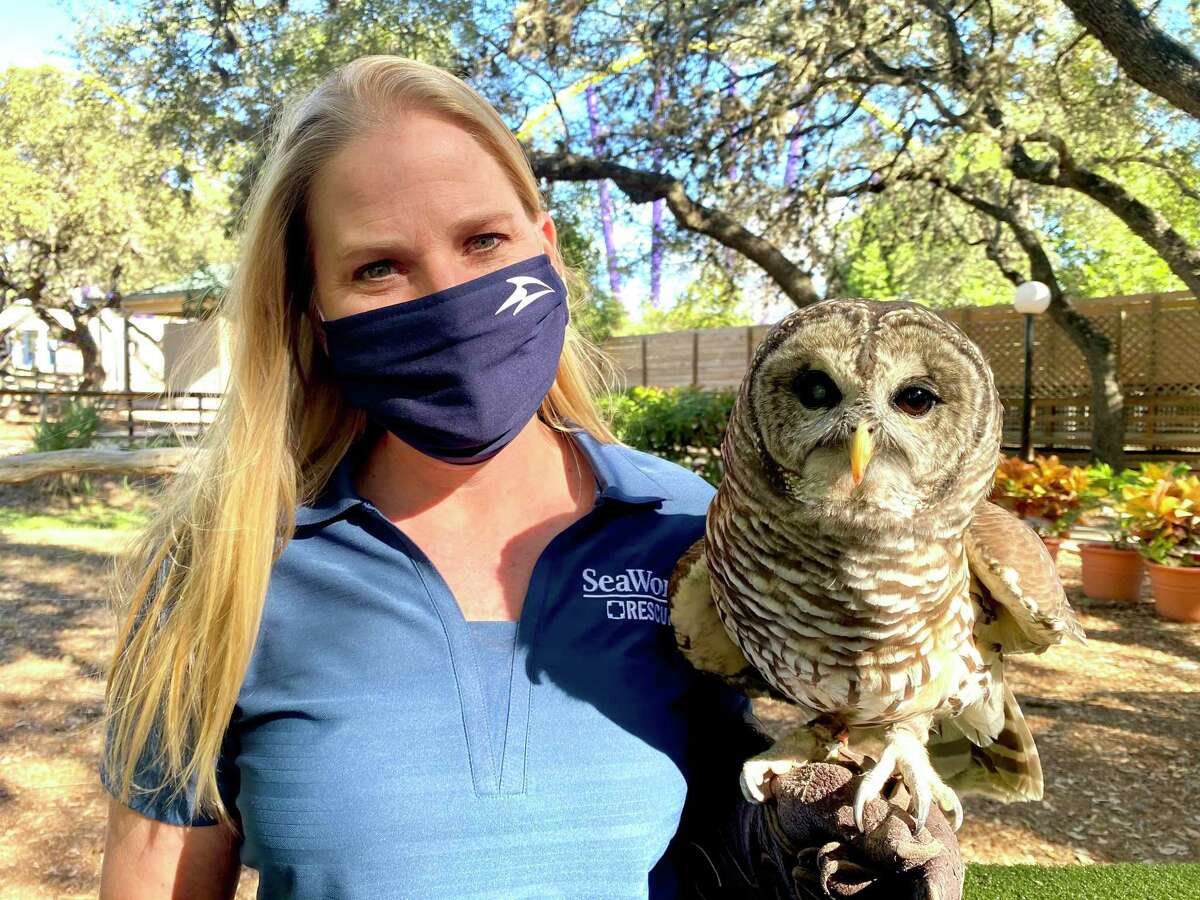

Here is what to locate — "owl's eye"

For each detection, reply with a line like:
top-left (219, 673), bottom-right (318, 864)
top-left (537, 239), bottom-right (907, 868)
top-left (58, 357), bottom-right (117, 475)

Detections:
top-left (792, 370), bottom-right (842, 409)
top-left (893, 385), bottom-right (939, 417)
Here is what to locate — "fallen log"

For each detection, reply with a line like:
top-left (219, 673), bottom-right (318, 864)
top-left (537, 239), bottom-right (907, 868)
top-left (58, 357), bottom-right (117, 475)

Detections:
top-left (0, 447), bottom-right (195, 484)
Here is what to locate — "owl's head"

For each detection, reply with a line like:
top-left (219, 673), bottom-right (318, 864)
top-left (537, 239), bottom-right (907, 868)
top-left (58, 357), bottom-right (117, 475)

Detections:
top-left (738, 298), bottom-right (1003, 531)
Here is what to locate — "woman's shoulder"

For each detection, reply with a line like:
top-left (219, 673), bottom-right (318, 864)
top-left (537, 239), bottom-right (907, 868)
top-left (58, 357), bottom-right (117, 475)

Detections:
top-left (594, 436), bottom-right (717, 514)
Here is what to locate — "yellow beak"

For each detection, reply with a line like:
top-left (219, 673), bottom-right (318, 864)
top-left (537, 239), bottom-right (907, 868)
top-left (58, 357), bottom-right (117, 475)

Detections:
top-left (850, 421), bottom-right (875, 485)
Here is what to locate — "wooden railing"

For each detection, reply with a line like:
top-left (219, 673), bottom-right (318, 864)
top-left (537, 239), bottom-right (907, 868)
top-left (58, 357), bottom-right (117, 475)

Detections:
top-left (0, 388), bottom-right (222, 445)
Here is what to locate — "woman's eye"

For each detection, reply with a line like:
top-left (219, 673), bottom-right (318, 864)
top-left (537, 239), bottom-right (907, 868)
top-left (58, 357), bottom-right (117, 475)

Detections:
top-left (353, 234), bottom-right (505, 282)
top-left (356, 260), bottom-right (398, 281)
top-left (469, 233), bottom-right (504, 252)
top-left (893, 385), bottom-right (940, 417)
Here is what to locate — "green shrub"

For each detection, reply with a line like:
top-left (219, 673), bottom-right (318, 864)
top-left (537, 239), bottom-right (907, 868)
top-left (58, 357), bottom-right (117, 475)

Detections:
top-left (32, 397), bottom-right (101, 452)
top-left (600, 386), bottom-right (736, 486)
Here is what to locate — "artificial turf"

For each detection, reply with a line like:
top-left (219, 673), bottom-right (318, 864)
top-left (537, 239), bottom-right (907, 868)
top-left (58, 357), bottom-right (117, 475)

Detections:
top-left (966, 864), bottom-right (1200, 899)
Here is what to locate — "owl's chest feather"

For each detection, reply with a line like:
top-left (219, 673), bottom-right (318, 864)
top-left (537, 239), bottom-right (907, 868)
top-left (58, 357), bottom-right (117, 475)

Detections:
top-left (706, 493), bottom-right (988, 725)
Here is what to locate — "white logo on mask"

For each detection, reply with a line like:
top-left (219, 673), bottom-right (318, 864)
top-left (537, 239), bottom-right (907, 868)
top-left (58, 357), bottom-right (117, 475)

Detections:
top-left (495, 276), bottom-right (556, 316)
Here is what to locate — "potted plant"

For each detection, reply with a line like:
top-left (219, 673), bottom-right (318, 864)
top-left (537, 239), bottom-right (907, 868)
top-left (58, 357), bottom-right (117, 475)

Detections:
top-left (1122, 466), bottom-right (1200, 622)
top-left (990, 455), bottom-right (1092, 561)
top-left (1076, 462), bottom-right (1147, 603)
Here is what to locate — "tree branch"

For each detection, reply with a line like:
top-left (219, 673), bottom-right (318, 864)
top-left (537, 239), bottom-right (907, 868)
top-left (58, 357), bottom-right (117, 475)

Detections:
top-left (1060, 0), bottom-right (1200, 119)
top-left (924, 174), bottom-right (1127, 464)
top-left (530, 151), bottom-right (819, 307)
top-left (1003, 130), bottom-right (1200, 295)
top-left (1089, 153), bottom-right (1200, 204)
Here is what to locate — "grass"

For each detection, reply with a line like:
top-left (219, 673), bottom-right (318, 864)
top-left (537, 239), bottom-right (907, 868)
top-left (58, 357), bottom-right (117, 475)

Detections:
top-left (966, 864), bottom-right (1200, 899)
top-left (0, 502), bottom-right (151, 533)
top-left (0, 487), bottom-right (154, 555)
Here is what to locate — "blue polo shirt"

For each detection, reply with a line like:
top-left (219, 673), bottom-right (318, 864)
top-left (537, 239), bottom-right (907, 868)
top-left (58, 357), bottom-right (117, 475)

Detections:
top-left (99, 421), bottom-right (756, 898)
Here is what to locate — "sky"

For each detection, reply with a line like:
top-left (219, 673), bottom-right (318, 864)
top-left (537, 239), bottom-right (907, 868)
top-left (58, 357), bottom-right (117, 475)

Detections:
top-left (0, 0), bottom-right (77, 70)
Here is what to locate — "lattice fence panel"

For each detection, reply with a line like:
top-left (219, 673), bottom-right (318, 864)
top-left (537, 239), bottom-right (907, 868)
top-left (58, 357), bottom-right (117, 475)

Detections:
top-left (1151, 299), bottom-right (1200, 393)
top-left (1044, 316), bottom-right (1099, 396)
top-left (958, 317), bottom-right (1026, 397)
top-left (1120, 301), bottom-right (1157, 388)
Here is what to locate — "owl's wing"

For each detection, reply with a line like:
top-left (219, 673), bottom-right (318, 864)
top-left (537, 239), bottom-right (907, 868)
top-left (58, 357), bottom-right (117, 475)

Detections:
top-left (667, 537), bottom-right (753, 676)
top-left (964, 501), bottom-right (1086, 655)
top-left (929, 680), bottom-right (1045, 802)
top-left (668, 538), bottom-right (810, 705)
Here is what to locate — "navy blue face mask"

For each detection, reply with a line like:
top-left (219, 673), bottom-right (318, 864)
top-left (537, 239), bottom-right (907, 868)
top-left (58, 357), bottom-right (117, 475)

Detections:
top-left (320, 253), bottom-right (569, 465)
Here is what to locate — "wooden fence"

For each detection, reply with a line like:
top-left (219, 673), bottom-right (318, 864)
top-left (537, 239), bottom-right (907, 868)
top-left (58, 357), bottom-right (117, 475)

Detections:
top-left (601, 291), bottom-right (1200, 453)
top-left (0, 388), bottom-right (221, 445)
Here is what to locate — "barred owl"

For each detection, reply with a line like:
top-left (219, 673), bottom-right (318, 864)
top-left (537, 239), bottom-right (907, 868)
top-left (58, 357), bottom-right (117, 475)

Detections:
top-left (668, 298), bottom-right (1084, 832)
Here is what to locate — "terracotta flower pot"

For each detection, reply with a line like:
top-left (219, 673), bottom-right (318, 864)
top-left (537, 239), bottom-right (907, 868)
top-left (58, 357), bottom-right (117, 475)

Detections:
top-left (1146, 563), bottom-right (1200, 622)
top-left (1039, 534), bottom-right (1063, 562)
top-left (1078, 542), bottom-right (1144, 602)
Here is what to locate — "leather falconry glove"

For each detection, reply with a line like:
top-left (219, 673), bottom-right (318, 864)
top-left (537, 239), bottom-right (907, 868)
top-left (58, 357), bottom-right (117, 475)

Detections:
top-left (677, 720), bottom-right (964, 900)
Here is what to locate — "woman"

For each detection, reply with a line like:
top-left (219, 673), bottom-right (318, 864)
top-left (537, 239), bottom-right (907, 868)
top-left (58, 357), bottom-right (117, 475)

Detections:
top-left (98, 56), bottom-right (957, 899)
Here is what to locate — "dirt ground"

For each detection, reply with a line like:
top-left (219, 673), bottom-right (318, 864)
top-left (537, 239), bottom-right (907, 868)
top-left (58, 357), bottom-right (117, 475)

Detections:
top-left (0, 469), bottom-right (262, 900)
top-left (0, 468), bottom-right (1196, 897)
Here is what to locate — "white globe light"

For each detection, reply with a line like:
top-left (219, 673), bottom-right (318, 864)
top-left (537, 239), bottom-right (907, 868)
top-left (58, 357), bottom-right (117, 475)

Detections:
top-left (1013, 281), bottom-right (1051, 314)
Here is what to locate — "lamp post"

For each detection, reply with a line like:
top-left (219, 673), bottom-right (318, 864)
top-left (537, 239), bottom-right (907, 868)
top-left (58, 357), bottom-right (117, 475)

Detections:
top-left (1013, 281), bottom-right (1051, 462)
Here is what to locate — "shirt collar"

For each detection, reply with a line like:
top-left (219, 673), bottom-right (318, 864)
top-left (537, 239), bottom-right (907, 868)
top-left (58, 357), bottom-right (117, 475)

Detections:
top-left (293, 419), bottom-right (669, 530)
top-left (293, 429), bottom-right (374, 529)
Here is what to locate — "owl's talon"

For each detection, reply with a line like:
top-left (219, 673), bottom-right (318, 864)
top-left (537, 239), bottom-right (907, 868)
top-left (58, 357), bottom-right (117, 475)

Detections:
top-left (914, 763), bottom-right (964, 832)
top-left (853, 741), bottom-right (899, 831)
top-left (909, 780), bottom-right (931, 832)
top-left (739, 758), bottom-right (795, 804)
top-left (853, 727), bottom-right (963, 833)
top-left (935, 780), bottom-right (964, 832)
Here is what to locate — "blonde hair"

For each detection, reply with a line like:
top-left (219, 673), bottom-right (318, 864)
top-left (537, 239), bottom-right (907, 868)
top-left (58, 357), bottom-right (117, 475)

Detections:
top-left (101, 55), bottom-right (621, 836)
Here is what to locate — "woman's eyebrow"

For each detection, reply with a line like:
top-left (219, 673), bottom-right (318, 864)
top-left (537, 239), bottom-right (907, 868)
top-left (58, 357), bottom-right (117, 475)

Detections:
top-left (336, 211), bottom-right (517, 264)
top-left (454, 211), bottom-right (516, 234)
